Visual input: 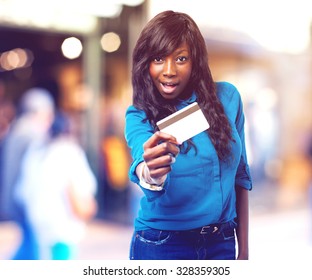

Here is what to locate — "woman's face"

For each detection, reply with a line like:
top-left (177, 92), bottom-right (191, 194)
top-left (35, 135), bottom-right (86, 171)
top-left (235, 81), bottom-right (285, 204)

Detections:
top-left (149, 42), bottom-right (192, 100)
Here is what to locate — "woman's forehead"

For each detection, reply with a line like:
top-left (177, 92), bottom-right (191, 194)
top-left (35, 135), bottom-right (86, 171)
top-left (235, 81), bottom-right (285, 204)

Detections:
top-left (151, 40), bottom-right (190, 56)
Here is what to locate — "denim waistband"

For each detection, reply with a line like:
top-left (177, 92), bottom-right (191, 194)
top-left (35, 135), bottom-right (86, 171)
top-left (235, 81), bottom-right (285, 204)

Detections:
top-left (187, 220), bottom-right (236, 235)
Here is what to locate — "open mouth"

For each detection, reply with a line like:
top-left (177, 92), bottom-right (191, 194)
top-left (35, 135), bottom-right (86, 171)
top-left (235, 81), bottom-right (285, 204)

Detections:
top-left (160, 82), bottom-right (178, 94)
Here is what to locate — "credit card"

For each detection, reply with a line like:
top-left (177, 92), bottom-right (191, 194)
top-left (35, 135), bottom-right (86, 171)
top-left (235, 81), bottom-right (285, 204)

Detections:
top-left (156, 102), bottom-right (210, 144)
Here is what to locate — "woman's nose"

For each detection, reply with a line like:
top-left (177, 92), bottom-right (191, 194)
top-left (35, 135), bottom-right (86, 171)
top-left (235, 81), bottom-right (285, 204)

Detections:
top-left (163, 60), bottom-right (176, 77)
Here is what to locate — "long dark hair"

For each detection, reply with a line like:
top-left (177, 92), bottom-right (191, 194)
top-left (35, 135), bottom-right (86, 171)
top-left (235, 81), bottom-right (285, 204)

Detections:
top-left (132, 10), bottom-right (233, 160)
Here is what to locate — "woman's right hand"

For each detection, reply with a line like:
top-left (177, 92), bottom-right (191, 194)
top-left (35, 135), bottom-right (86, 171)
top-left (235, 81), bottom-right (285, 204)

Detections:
top-left (141, 131), bottom-right (180, 184)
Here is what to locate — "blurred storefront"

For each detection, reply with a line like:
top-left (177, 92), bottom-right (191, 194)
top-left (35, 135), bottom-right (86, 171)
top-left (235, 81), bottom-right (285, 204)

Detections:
top-left (1, 0), bottom-right (312, 225)
top-left (0, 0), bottom-right (146, 223)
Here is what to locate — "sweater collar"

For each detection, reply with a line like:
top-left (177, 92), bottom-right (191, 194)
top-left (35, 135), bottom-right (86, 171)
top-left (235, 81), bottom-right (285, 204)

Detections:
top-left (176, 91), bottom-right (197, 109)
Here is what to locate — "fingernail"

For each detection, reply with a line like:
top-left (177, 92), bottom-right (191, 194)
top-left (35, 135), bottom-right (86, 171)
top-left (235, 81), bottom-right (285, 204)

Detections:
top-left (169, 153), bottom-right (176, 163)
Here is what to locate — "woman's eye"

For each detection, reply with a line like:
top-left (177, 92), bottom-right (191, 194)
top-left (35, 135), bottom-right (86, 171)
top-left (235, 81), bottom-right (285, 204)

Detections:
top-left (153, 57), bottom-right (163, 62)
top-left (177, 56), bottom-right (187, 62)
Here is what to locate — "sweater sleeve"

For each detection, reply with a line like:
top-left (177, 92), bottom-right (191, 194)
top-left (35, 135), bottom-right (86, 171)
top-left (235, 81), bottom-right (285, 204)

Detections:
top-left (234, 91), bottom-right (253, 191)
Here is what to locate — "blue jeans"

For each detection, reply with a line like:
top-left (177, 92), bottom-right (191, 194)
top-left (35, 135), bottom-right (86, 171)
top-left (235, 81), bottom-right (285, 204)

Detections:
top-left (130, 221), bottom-right (236, 260)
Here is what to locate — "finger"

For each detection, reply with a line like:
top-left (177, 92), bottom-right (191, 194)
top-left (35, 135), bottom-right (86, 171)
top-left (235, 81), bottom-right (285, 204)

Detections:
top-left (149, 165), bottom-right (172, 179)
top-left (144, 141), bottom-right (179, 162)
top-left (168, 153), bottom-right (176, 163)
top-left (146, 153), bottom-right (176, 170)
top-left (169, 144), bottom-right (180, 158)
top-left (143, 131), bottom-right (178, 149)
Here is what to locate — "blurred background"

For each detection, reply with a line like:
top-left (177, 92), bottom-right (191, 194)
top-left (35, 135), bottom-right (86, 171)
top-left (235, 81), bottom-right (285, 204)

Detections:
top-left (0, 0), bottom-right (312, 260)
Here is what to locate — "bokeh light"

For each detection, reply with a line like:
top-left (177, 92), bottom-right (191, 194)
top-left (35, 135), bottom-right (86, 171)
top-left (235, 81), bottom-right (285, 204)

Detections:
top-left (0, 48), bottom-right (34, 71)
top-left (100, 32), bottom-right (121, 53)
top-left (61, 37), bottom-right (83, 59)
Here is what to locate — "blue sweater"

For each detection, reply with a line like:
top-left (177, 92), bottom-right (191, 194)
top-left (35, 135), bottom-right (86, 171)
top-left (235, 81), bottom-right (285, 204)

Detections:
top-left (124, 82), bottom-right (252, 231)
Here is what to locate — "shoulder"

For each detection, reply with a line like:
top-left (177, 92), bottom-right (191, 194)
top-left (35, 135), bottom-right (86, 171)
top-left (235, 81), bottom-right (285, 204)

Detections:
top-left (125, 105), bottom-right (146, 117)
top-left (124, 105), bottom-right (154, 144)
top-left (47, 138), bottom-right (83, 159)
top-left (125, 105), bottom-right (149, 126)
top-left (216, 81), bottom-right (241, 103)
top-left (215, 81), bottom-right (244, 119)
top-left (215, 81), bottom-right (243, 111)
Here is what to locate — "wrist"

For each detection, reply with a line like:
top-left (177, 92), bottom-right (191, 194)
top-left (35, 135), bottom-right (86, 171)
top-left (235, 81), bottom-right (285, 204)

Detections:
top-left (142, 162), bottom-right (166, 185)
top-left (139, 162), bottom-right (166, 191)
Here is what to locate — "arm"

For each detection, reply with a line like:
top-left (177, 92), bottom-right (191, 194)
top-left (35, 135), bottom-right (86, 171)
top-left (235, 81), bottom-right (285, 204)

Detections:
top-left (136, 131), bottom-right (180, 186)
top-left (125, 107), bottom-right (179, 197)
top-left (235, 185), bottom-right (249, 260)
top-left (67, 184), bottom-right (97, 221)
top-left (233, 89), bottom-right (252, 260)
top-left (67, 143), bottom-right (98, 221)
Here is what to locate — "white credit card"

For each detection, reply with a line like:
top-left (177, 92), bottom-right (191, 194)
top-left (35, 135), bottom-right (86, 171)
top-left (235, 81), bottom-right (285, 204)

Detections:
top-left (156, 102), bottom-right (210, 144)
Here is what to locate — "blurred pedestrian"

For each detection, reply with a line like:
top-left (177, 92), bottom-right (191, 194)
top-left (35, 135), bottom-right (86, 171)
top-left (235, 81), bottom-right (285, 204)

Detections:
top-left (124, 11), bottom-right (252, 260)
top-left (0, 87), bottom-right (55, 259)
top-left (0, 80), bottom-right (15, 142)
top-left (14, 111), bottom-right (97, 260)
top-left (0, 81), bottom-right (16, 221)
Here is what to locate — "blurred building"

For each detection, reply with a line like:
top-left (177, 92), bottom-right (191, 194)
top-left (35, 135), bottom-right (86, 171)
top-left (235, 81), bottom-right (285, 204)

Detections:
top-left (0, 1), bottom-right (145, 223)
top-left (1, 0), bottom-right (312, 224)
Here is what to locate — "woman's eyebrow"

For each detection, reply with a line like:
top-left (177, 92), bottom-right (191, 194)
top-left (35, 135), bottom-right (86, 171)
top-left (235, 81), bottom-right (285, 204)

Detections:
top-left (174, 48), bottom-right (189, 55)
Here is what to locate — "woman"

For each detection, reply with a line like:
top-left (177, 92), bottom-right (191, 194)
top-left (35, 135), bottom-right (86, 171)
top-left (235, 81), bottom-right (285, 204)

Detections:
top-left (124, 10), bottom-right (252, 260)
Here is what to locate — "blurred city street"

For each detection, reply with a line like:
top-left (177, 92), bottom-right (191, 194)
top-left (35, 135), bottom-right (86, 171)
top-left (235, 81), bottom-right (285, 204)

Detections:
top-left (1, 187), bottom-right (312, 261)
